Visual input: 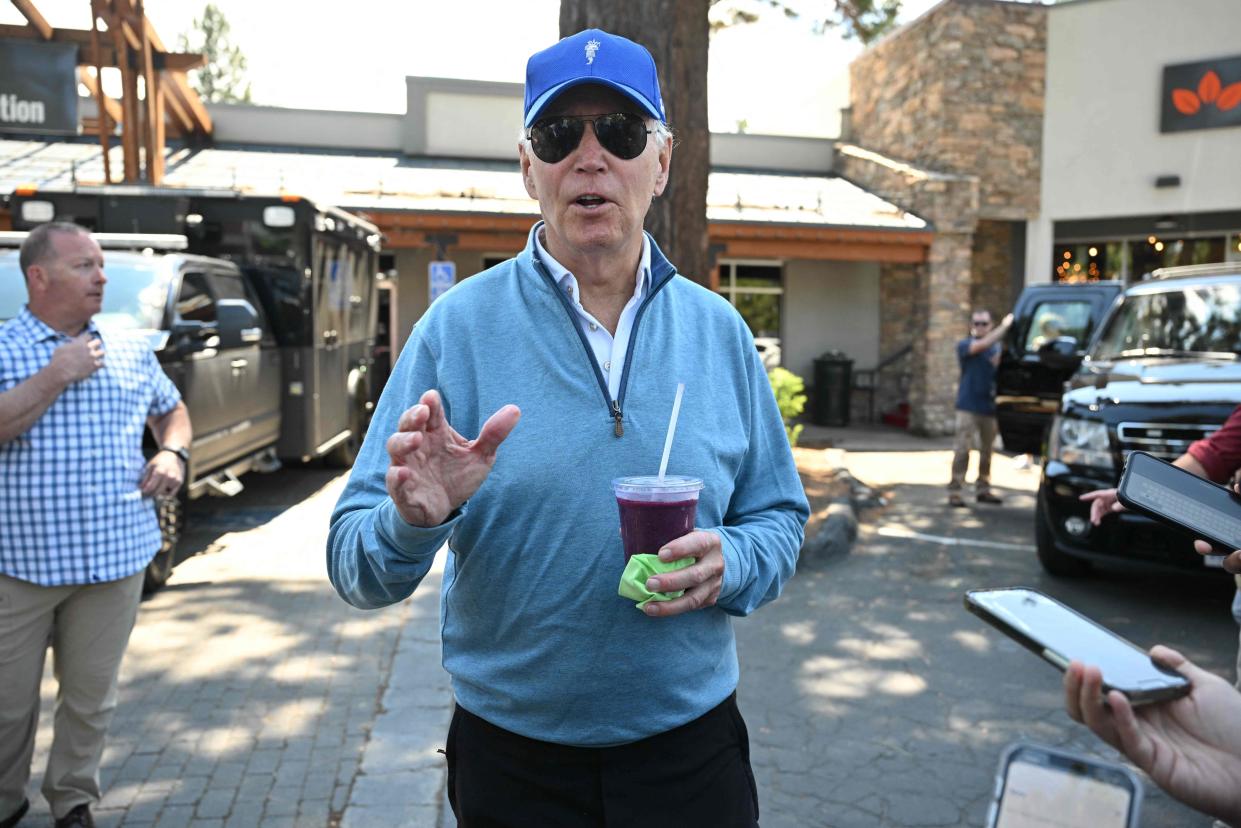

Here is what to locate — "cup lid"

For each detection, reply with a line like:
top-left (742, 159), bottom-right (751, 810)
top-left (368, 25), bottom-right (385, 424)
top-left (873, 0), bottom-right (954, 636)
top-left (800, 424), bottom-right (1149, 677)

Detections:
top-left (612, 475), bottom-right (704, 495)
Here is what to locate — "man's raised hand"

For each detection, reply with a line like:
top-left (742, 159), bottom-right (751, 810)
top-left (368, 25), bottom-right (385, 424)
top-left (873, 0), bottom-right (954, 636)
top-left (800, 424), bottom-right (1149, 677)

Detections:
top-left (385, 389), bottom-right (521, 527)
top-left (51, 333), bottom-right (104, 385)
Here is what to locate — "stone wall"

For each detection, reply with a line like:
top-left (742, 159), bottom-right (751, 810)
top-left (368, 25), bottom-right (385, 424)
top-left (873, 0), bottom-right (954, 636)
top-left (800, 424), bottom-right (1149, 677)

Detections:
top-left (848, 0), bottom-right (1047, 221)
top-left (876, 262), bottom-right (917, 419)
top-left (836, 143), bottom-right (978, 435)
top-left (970, 219), bottom-right (1017, 319)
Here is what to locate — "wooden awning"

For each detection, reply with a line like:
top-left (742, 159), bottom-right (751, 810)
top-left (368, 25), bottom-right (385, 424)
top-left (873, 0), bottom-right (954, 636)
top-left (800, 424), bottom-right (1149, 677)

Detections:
top-left (361, 210), bottom-right (931, 265)
top-left (5, 0), bottom-right (213, 185)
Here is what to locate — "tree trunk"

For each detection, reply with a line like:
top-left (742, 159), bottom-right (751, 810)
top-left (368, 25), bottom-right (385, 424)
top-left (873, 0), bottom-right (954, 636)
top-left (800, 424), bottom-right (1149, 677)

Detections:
top-left (559, 0), bottom-right (711, 286)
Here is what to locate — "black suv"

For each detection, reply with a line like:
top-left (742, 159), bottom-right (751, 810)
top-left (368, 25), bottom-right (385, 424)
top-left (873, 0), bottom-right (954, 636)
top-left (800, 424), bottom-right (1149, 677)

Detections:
top-left (0, 234), bottom-right (281, 591)
top-left (1035, 262), bottom-right (1241, 578)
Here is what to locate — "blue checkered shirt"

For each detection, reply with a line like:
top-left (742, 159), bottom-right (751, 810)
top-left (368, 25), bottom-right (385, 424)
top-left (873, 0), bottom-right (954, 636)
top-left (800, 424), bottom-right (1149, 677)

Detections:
top-left (0, 307), bottom-right (182, 586)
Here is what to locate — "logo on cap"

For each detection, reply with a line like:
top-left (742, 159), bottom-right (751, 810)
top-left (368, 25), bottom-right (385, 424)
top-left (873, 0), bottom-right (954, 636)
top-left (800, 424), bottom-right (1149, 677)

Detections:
top-left (585, 39), bottom-right (600, 65)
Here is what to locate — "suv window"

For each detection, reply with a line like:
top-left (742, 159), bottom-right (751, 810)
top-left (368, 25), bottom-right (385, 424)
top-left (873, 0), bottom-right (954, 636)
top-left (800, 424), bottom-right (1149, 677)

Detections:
top-left (1023, 300), bottom-right (1094, 352)
top-left (176, 273), bottom-right (216, 322)
top-left (1093, 282), bottom-right (1241, 358)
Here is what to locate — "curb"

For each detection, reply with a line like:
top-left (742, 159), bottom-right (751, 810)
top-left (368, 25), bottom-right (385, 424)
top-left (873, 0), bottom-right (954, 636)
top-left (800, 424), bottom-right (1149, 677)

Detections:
top-left (800, 452), bottom-right (883, 566)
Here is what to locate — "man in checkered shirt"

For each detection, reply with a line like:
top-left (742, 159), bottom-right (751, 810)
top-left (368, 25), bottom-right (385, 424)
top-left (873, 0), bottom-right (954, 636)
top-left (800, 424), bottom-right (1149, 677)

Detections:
top-left (0, 223), bottom-right (191, 828)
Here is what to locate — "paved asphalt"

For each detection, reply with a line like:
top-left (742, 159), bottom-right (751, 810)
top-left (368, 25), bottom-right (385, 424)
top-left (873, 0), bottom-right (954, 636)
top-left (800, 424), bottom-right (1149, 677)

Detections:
top-left (22, 436), bottom-right (1238, 827)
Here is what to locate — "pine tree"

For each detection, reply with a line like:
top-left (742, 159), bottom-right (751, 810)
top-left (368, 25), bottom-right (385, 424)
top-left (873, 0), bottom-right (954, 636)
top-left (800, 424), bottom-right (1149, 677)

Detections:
top-left (177, 4), bottom-right (252, 104)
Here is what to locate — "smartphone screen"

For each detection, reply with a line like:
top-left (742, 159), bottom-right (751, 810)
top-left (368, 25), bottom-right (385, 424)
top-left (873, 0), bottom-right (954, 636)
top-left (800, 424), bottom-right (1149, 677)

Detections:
top-left (965, 588), bottom-right (1189, 701)
top-left (991, 744), bottom-right (1139, 828)
top-left (1118, 451), bottom-right (1241, 551)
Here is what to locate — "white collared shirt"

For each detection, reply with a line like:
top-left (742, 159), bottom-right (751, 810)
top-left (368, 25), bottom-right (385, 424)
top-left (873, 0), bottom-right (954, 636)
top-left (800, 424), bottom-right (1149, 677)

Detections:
top-left (533, 227), bottom-right (651, 401)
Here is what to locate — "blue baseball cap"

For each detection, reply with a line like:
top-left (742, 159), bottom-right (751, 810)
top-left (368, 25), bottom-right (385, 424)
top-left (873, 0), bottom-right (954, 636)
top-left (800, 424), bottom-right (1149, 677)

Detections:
top-left (524, 28), bottom-right (665, 128)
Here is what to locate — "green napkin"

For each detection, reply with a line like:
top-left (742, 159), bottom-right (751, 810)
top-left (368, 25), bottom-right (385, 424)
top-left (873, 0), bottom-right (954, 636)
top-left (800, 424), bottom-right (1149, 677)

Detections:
top-left (618, 554), bottom-right (696, 610)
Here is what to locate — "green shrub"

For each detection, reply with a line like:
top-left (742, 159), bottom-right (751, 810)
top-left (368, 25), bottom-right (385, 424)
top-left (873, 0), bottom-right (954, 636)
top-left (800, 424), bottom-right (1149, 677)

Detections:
top-left (768, 367), bottom-right (807, 447)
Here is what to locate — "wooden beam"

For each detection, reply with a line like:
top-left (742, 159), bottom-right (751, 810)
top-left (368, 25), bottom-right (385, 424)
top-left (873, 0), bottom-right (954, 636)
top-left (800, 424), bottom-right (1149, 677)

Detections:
top-left (160, 80), bottom-right (194, 134)
top-left (11, 0), bottom-right (53, 39)
top-left (106, 3), bottom-right (140, 183)
top-left (137, 0), bottom-right (163, 184)
top-left (718, 238), bottom-right (927, 263)
top-left (163, 73), bottom-right (212, 134)
top-left (77, 67), bottom-right (122, 125)
top-left (0, 25), bottom-right (203, 68)
top-left (374, 212), bottom-right (538, 233)
top-left (709, 221), bottom-right (934, 247)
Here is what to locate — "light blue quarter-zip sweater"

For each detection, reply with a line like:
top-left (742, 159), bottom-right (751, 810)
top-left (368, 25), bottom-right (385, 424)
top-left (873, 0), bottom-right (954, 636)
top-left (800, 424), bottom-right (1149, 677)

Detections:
top-left (327, 228), bottom-right (809, 747)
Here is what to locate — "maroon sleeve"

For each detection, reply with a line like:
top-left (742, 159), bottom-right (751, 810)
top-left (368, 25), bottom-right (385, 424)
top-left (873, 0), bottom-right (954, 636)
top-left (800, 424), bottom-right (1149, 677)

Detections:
top-left (1187, 405), bottom-right (1241, 482)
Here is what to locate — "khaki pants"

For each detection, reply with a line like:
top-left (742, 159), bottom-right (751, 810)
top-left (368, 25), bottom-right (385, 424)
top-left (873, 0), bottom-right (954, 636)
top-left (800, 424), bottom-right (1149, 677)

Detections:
top-left (948, 410), bottom-right (998, 495)
top-left (0, 570), bottom-right (143, 819)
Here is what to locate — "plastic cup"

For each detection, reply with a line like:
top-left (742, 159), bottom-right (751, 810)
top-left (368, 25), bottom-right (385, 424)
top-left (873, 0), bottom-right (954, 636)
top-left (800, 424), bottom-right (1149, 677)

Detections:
top-left (612, 475), bottom-right (704, 561)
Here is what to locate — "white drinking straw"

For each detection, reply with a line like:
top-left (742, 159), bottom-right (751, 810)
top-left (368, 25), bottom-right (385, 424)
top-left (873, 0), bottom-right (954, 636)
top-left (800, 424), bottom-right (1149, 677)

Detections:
top-left (657, 383), bottom-right (685, 482)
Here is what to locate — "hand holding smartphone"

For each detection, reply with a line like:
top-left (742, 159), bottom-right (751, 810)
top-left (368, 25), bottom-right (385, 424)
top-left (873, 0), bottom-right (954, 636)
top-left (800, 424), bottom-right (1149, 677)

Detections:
top-left (1117, 450), bottom-right (1241, 555)
top-left (964, 587), bottom-right (1190, 704)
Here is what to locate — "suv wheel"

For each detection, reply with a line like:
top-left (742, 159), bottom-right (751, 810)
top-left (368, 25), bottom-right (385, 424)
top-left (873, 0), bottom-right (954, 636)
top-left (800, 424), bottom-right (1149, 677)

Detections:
top-left (1035, 498), bottom-right (1091, 577)
top-left (144, 494), bottom-right (183, 595)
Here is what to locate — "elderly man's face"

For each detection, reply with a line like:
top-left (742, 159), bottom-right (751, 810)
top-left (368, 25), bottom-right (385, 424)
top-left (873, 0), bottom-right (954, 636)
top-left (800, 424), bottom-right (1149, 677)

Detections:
top-left (520, 85), bottom-right (671, 265)
top-left (29, 230), bottom-right (106, 327)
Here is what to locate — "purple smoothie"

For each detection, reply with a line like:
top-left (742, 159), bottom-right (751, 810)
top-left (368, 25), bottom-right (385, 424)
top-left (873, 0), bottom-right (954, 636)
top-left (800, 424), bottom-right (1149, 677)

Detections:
top-left (616, 497), bottom-right (698, 561)
top-left (611, 475), bottom-right (704, 562)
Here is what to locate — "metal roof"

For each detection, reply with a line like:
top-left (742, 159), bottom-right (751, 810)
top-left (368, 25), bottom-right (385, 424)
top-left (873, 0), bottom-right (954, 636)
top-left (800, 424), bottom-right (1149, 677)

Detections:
top-left (1, 139), bottom-right (928, 231)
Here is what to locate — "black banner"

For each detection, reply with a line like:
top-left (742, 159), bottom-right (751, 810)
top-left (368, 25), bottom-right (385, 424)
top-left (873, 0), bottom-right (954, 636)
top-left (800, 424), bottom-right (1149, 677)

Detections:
top-left (1161, 54), bottom-right (1241, 134)
top-left (0, 38), bottom-right (79, 135)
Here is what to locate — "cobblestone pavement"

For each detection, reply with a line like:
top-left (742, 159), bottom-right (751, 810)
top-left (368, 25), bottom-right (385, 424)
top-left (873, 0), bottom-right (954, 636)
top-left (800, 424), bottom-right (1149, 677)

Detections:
top-left (737, 444), bottom-right (1236, 827)
top-left (21, 439), bottom-right (1238, 827)
top-left (24, 468), bottom-right (453, 828)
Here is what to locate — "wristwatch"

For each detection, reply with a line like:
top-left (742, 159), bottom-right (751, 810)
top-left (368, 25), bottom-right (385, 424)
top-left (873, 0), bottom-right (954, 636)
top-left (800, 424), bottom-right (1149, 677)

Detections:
top-left (159, 446), bottom-right (190, 466)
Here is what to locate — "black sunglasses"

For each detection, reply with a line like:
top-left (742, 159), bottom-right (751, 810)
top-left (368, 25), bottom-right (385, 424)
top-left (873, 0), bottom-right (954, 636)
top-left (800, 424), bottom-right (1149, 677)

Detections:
top-left (527, 113), bottom-right (652, 164)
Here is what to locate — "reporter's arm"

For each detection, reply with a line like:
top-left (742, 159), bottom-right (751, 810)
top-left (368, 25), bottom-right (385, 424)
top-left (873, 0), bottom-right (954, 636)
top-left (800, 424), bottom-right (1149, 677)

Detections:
top-left (1065, 647), bottom-right (1241, 826)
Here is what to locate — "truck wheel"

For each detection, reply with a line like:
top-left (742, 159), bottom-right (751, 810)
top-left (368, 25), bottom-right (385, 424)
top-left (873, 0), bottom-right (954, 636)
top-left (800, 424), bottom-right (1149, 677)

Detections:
top-left (144, 494), bottom-right (183, 595)
top-left (1035, 499), bottom-right (1090, 577)
top-left (326, 395), bottom-right (368, 468)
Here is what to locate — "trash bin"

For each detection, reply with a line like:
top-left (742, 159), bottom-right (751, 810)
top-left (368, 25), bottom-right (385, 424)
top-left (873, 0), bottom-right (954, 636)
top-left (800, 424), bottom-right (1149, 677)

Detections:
top-left (812, 351), bottom-right (853, 427)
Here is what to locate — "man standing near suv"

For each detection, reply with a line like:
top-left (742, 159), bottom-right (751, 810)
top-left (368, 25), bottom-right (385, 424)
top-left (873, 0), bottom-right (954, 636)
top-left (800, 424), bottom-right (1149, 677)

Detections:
top-left (948, 309), bottom-right (1014, 508)
top-left (0, 223), bottom-right (191, 828)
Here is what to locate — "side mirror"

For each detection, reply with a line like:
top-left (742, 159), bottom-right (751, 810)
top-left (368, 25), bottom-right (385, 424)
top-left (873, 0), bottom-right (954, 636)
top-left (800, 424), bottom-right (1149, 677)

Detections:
top-left (216, 299), bottom-right (261, 350)
top-left (169, 319), bottom-right (218, 352)
top-left (1048, 335), bottom-right (1079, 357)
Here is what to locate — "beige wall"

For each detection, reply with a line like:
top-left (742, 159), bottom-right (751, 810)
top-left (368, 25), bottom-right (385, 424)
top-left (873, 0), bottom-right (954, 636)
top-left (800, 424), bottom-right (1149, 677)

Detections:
top-left (1030, 0), bottom-right (1241, 283)
top-left (390, 248), bottom-right (502, 353)
top-left (783, 259), bottom-right (881, 382)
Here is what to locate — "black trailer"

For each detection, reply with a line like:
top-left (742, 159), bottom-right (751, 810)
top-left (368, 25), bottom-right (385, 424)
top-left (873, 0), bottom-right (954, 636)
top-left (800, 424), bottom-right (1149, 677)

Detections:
top-left (10, 186), bottom-right (382, 465)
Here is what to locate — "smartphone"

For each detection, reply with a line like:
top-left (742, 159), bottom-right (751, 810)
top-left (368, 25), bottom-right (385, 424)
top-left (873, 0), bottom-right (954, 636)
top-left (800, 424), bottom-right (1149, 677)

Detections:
top-left (986, 742), bottom-right (1141, 828)
top-left (964, 587), bottom-right (1190, 703)
top-left (1117, 450), bottom-right (1241, 553)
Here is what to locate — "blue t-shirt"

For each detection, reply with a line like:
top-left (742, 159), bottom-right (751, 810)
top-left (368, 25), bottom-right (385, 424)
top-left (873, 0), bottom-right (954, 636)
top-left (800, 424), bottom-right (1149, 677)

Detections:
top-left (956, 338), bottom-right (999, 415)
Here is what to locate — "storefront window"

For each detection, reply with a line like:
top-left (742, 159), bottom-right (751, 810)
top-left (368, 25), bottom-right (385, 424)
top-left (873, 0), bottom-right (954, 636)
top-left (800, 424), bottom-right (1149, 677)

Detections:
top-left (1052, 242), bottom-right (1122, 282)
top-left (1054, 234), bottom-right (1238, 282)
top-left (1228, 233), bottom-right (1241, 263)
top-left (717, 261), bottom-right (782, 364)
top-left (1130, 236), bottom-right (1225, 279)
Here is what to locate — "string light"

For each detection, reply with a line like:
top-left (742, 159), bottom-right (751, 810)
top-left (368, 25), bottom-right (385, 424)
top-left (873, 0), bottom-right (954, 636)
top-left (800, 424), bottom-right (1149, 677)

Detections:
top-left (1154, 241), bottom-right (1165, 252)
top-left (1088, 247), bottom-right (1098, 257)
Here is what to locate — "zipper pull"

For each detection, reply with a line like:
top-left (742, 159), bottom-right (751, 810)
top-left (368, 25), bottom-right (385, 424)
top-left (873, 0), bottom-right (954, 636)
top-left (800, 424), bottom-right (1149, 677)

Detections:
top-left (611, 401), bottom-right (624, 438)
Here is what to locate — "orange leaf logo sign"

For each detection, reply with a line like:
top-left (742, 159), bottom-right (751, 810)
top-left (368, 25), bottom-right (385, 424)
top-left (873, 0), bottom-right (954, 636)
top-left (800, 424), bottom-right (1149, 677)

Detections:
top-left (1198, 70), bottom-right (1222, 104)
top-left (1172, 88), bottom-right (1201, 115)
top-left (1219, 82), bottom-right (1241, 111)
